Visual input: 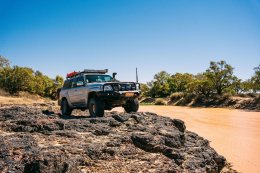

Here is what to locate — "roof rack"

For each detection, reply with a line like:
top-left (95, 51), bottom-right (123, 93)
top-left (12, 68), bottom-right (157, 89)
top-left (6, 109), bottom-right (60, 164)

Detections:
top-left (66, 69), bottom-right (108, 79)
top-left (83, 69), bottom-right (108, 74)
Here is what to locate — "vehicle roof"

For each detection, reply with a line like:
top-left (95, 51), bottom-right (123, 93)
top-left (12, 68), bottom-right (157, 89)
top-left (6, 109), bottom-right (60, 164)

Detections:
top-left (84, 73), bottom-right (111, 76)
top-left (65, 73), bottom-right (112, 81)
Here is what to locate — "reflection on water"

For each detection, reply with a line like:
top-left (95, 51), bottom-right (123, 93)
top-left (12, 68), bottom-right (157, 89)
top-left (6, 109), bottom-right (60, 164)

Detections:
top-left (114, 106), bottom-right (260, 173)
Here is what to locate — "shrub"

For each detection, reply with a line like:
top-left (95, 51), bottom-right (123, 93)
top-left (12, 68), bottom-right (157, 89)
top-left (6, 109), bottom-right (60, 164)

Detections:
top-left (254, 95), bottom-right (260, 102)
top-left (140, 97), bottom-right (155, 104)
top-left (222, 93), bottom-right (232, 100)
top-left (183, 93), bottom-right (196, 103)
top-left (170, 92), bottom-right (184, 101)
top-left (237, 93), bottom-right (247, 98)
top-left (154, 98), bottom-right (166, 105)
top-left (193, 95), bottom-right (207, 106)
top-left (0, 88), bottom-right (9, 96)
top-left (246, 93), bottom-right (257, 98)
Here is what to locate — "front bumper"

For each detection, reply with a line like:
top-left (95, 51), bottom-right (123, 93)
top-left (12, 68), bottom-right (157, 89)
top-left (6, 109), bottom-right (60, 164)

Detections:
top-left (96, 91), bottom-right (141, 105)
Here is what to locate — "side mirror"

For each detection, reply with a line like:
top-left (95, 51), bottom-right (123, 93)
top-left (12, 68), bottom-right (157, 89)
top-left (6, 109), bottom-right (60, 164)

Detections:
top-left (76, 81), bottom-right (84, 87)
top-left (112, 72), bottom-right (117, 79)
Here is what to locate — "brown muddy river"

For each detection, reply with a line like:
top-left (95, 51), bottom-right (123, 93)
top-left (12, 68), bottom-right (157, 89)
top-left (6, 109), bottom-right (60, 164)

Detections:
top-left (114, 106), bottom-right (260, 173)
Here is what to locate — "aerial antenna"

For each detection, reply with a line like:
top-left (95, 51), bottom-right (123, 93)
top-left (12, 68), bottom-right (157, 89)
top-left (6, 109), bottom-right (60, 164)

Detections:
top-left (136, 67), bottom-right (139, 83)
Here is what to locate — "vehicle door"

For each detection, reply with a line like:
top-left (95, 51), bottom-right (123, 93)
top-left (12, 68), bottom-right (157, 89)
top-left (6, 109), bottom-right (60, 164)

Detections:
top-left (73, 76), bottom-right (86, 104)
top-left (67, 78), bottom-right (78, 104)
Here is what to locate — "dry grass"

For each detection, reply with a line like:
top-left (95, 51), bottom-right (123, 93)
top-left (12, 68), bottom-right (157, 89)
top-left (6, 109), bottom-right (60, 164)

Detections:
top-left (170, 92), bottom-right (185, 101)
top-left (0, 89), bottom-right (9, 96)
top-left (0, 91), bottom-right (54, 105)
top-left (154, 98), bottom-right (166, 105)
top-left (0, 96), bottom-right (50, 105)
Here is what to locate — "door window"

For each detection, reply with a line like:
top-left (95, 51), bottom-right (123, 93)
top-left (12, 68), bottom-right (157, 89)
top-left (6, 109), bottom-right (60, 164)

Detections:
top-left (71, 78), bottom-right (78, 88)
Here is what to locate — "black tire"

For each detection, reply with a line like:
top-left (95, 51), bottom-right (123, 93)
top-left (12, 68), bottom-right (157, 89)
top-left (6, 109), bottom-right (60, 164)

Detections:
top-left (89, 98), bottom-right (104, 117)
top-left (124, 98), bottom-right (139, 113)
top-left (61, 99), bottom-right (72, 116)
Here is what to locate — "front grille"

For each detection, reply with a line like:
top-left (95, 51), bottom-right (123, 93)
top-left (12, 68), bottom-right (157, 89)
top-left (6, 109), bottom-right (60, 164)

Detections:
top-left (112, 85), bottom-right (119, 91)
top-left (119, 83), bottom-right (136, 91)
top-left (112, 83), bottom-right (136, 91)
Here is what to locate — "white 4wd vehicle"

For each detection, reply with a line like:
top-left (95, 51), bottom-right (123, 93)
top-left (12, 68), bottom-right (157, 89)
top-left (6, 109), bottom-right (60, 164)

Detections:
top-left (58, 69), bottom-right (141, 117)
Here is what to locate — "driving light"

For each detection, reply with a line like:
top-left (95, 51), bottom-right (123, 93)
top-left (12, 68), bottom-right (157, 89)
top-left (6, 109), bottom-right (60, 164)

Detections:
top-left (104, 85), bottom-right (113, 92)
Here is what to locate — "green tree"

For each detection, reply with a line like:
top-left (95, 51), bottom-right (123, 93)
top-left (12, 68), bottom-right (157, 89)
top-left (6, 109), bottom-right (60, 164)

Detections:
top-left (251, 64), bottom-right (260, 93)
top-left (1, 66), bottom-right (35, 94)
top-left (170, 73), bottom-right (195, 93)
top-left (48, 75), bottom-right (64, 99)
top-left (32, 71), bottom-right (46, 96)
top-left (149, 71), bottom-right (171, 97)
top-left (55, 75), bottom-right (64, 85)
top-left (231, 76), bottom-right (242, 94)
top-left (240, 80), bottom-right (251, 93)
top-left (0, 56), bottom-right (10, 89)
top-left (140, 83), bottom-right (150, 97)
top-left (204, 60), bottom-right (235, 95)
top-left (192, 73), bottom-right (214, 96)
top-left (0, 55), bottom-right (10, 68)
top-left (42, 76), bottom-right (56, 98)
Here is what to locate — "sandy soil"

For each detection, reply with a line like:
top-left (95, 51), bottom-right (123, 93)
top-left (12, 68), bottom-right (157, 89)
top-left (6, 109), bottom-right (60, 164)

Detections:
top-left (114, 106), bottom-right (260, 173)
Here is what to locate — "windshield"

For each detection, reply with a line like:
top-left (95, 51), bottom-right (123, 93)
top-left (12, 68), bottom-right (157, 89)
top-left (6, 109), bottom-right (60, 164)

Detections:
top-left (85, 75), bottom-right (113, 83)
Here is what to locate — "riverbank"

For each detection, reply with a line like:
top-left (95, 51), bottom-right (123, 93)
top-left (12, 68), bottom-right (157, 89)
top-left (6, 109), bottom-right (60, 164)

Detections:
top-left (141, 94), bottom-right (260, 111)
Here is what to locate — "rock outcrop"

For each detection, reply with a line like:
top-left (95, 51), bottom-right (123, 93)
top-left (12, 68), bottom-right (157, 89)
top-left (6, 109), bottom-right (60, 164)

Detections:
top-left (0, 105), bottom-right (229, 172)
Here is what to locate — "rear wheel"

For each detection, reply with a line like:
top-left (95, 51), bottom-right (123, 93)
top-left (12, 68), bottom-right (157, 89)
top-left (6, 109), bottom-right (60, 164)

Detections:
top-left (89, 98), bottom-right (104, 117)
top-left (124, 98), bottom-right (139, 113)
top-left (61, 99), bottom-right (72, 115)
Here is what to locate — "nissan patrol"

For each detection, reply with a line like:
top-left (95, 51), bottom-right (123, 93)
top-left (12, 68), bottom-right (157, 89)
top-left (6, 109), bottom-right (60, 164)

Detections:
top-left (58, 69), bottom-right (141, 117)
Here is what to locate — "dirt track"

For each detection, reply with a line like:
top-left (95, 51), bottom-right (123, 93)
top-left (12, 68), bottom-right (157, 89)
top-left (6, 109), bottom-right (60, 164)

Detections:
top-left (114, 106), bottom-right (260, 173)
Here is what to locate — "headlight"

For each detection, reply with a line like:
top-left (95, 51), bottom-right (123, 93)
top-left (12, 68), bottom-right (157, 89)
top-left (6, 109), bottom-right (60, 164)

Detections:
top-left (136, 83), bottom-right (140, 90)
top-left (104, 85), bottom-right (113, 92)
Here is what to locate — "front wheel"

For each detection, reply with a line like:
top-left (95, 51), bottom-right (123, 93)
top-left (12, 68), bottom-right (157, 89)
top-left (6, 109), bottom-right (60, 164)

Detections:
top-left (89, 98), bottom-right (104, 117)
top-left (61, 99), bottom-right (72, 115)
top-left (124, 98), bottom-right (139, 113)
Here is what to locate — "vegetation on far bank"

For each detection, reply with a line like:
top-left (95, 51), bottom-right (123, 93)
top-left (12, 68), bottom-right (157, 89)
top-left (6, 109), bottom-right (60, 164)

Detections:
top-left (140, 60), bottom-right (259, 109)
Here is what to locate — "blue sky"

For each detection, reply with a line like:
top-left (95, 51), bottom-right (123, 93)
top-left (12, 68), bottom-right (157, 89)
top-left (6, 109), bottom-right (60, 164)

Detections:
top-left (0, 0), bottom-right (260, 83)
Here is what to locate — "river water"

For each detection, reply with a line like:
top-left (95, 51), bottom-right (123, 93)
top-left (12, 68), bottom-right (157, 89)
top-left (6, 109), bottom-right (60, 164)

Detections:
top-left (114, 106), bottom-right (260, 173)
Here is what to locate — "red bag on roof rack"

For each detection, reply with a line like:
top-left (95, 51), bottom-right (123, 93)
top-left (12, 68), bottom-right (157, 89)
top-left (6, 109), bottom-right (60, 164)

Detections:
top-left (67, 71), bottom-right (79, 78)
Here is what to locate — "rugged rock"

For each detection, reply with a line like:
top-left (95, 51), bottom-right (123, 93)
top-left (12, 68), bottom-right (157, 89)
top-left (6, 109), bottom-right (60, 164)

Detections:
top-left (0, 105), bottom-right (230, 172)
